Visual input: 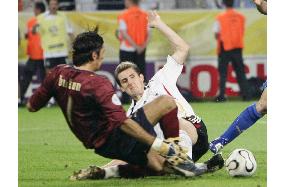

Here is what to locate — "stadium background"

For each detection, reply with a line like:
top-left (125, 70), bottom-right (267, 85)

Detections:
top-left (18, 0), bottom-right (266, 100)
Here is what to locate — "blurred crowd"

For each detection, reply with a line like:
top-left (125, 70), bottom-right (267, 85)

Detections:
top-left (18, 0), bottom-right (264, 106)
top-left (19, 0), bottom-right (256, 12)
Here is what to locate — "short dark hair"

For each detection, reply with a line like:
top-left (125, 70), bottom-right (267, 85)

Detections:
top-left (114, 61), bottom-right (141, 86)
top-left (223, 0), bottom-right (234, 8)
top-left (35, 2), bottom-right (46, 13)
top-left (72, 27), bottom-right (104, 66)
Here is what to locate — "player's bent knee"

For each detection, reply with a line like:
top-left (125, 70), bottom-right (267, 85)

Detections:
top-left (179, 118), bottom-right (198, 145)
top-left (157, 95), bottom-right (176, 112)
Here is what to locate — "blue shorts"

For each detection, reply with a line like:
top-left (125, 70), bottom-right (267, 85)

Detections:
top-left (95, 108), bottom-right (156, 166)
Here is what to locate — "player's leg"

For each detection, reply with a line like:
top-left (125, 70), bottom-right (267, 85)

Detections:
top-left (142, 97), bottom-right (215, 175)
top-left (88, 96), bottom-right (180, 179)
top-left (185, 117), bottom-right (209, 162)
top-left (101, 160), bottom-right (127, 168)
top-left (92, 105), bottom-right (172, 172)
top-left (99, 149), bottom-right (161, 173)
top-left (231, 49), bottom-right (252, 100)
top-left (98, 119), bottom-right (209, 179)
top-left (71, 146), bottom-right (223, 180)
top-left (142, 95), bottom-right (179, 138)
top-left (71, 107), bottom-right (180, 180)
top-left (179, 118), bottom-right (198, 145)
top-left (96, 102), bottom-right (197, 179)
top-left (209, 88), bottom-right (267, 154)
top-left (178, 118), bottom-right (198, 159)
top-left (37, 59), bottom-right (46, 83)
top-left (72, 104), bottom-right (203, 180)
top-left (127, 103), bottom-right (201, 175)
top-left (135, 49), bottom-right (146, 79)
top-left (142, 95), bottom-right (176, 124)
top-left (19, 58), bottom-right (37, 104)
top-left (70, 151), bottom-right (166, 180)
top-left (72, 117), bottom-right (221, 180)
top-left (216, 53), bottom-right (229, 101)
top-left (113, 156), bottom-right (164, 179)
top-left (97, 151), bottom-right (165, 179)
top-left (180, 117), bottom-right (223, 171)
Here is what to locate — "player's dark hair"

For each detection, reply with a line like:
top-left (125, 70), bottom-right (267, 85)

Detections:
top-left (35, 2), bottom-right (46, 13)
top-left (223, 0), bottom-right (234, 8)
top-left (72, 26), bottom-right (104, 66)
top-left (114, 61), bottom-right (141, 86)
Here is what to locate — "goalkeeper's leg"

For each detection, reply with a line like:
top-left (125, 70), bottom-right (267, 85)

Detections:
top-left (70, 149), bottom-right (221, 180)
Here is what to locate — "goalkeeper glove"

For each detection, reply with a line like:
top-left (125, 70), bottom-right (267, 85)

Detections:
top-left (151, 137), bottom-right (189, 161)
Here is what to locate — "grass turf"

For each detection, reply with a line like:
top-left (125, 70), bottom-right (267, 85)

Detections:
top-left (18, 101), bottom-right (266, 187)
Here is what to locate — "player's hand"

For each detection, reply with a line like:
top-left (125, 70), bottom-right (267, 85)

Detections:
top-left (148, 10), bottom-right (161, 28)
top-left (151, 137), bottom-right (189, 165)
top-left (253, 0), bottom-right (263, 6)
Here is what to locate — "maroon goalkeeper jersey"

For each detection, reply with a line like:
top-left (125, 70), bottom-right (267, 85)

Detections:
top-left (28, 64), bottom-right (127, 149)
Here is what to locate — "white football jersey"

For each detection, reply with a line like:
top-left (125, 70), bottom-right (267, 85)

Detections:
top-left (127, 55), bottom-right (195, 118)
top-left (126, 56), bottom-right (197, 139)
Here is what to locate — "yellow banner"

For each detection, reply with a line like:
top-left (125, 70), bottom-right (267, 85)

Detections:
top-left (18, 10), bottom-right (266, 62)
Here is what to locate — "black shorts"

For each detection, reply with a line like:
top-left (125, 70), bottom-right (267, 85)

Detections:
top-left (95, 108), bottom-right (155, 166)
top-left (184, 116), bottom-right (209, 162)
top-left (44, 57), bottom-right (67, 69)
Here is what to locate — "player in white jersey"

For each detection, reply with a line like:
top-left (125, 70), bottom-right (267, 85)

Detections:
top-left (70, 11), bottom-right (224, 180)
top-left (126, 55), bottom-right (196, 118)
top-left (117, 58), bottom-right (204, 160)
top-left (115, 13), bottom-right (209, 162)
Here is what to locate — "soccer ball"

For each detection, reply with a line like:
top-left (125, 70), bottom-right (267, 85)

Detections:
top-left (225, 149), bottom-right (257, 177)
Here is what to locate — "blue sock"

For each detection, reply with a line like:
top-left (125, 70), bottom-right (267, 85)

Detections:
top-left (220, 103), bottom-right (262, 145)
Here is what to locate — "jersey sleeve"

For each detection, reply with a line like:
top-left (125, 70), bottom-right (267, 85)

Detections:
top-left (28, 68), bottom-right (56, 111)
top-left (93, 79), bottom-right (127, 129)
top-left (154, 55), bottom-right (183, 86)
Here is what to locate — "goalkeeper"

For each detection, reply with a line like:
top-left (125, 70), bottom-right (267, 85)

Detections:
top-left (27, 25), bottom-right (204, 178)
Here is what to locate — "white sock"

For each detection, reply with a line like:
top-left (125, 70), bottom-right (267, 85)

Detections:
top-left (104, 165), bottom-right (120, 179)
top-left (49, 97), bottom-right (55, 104)
top-left (179, 130), bottom-right (193, 159)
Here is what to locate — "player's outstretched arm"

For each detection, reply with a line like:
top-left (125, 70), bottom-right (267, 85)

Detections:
top-left (148, 11), bottom-right (189, 65)
top-left (253, 0), bottom-right (267, 15)
top-left (26, 70), bottom-right (55, 112)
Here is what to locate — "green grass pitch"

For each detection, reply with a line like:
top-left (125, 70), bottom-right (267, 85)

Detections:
top-left (18, 101), bottom-right (266, 187)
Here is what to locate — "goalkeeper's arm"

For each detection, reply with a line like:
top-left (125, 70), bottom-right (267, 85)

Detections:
top-left (120, 119), bottom-right (188, 159)
top-left (120, 118), bottom-right (156, 146)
